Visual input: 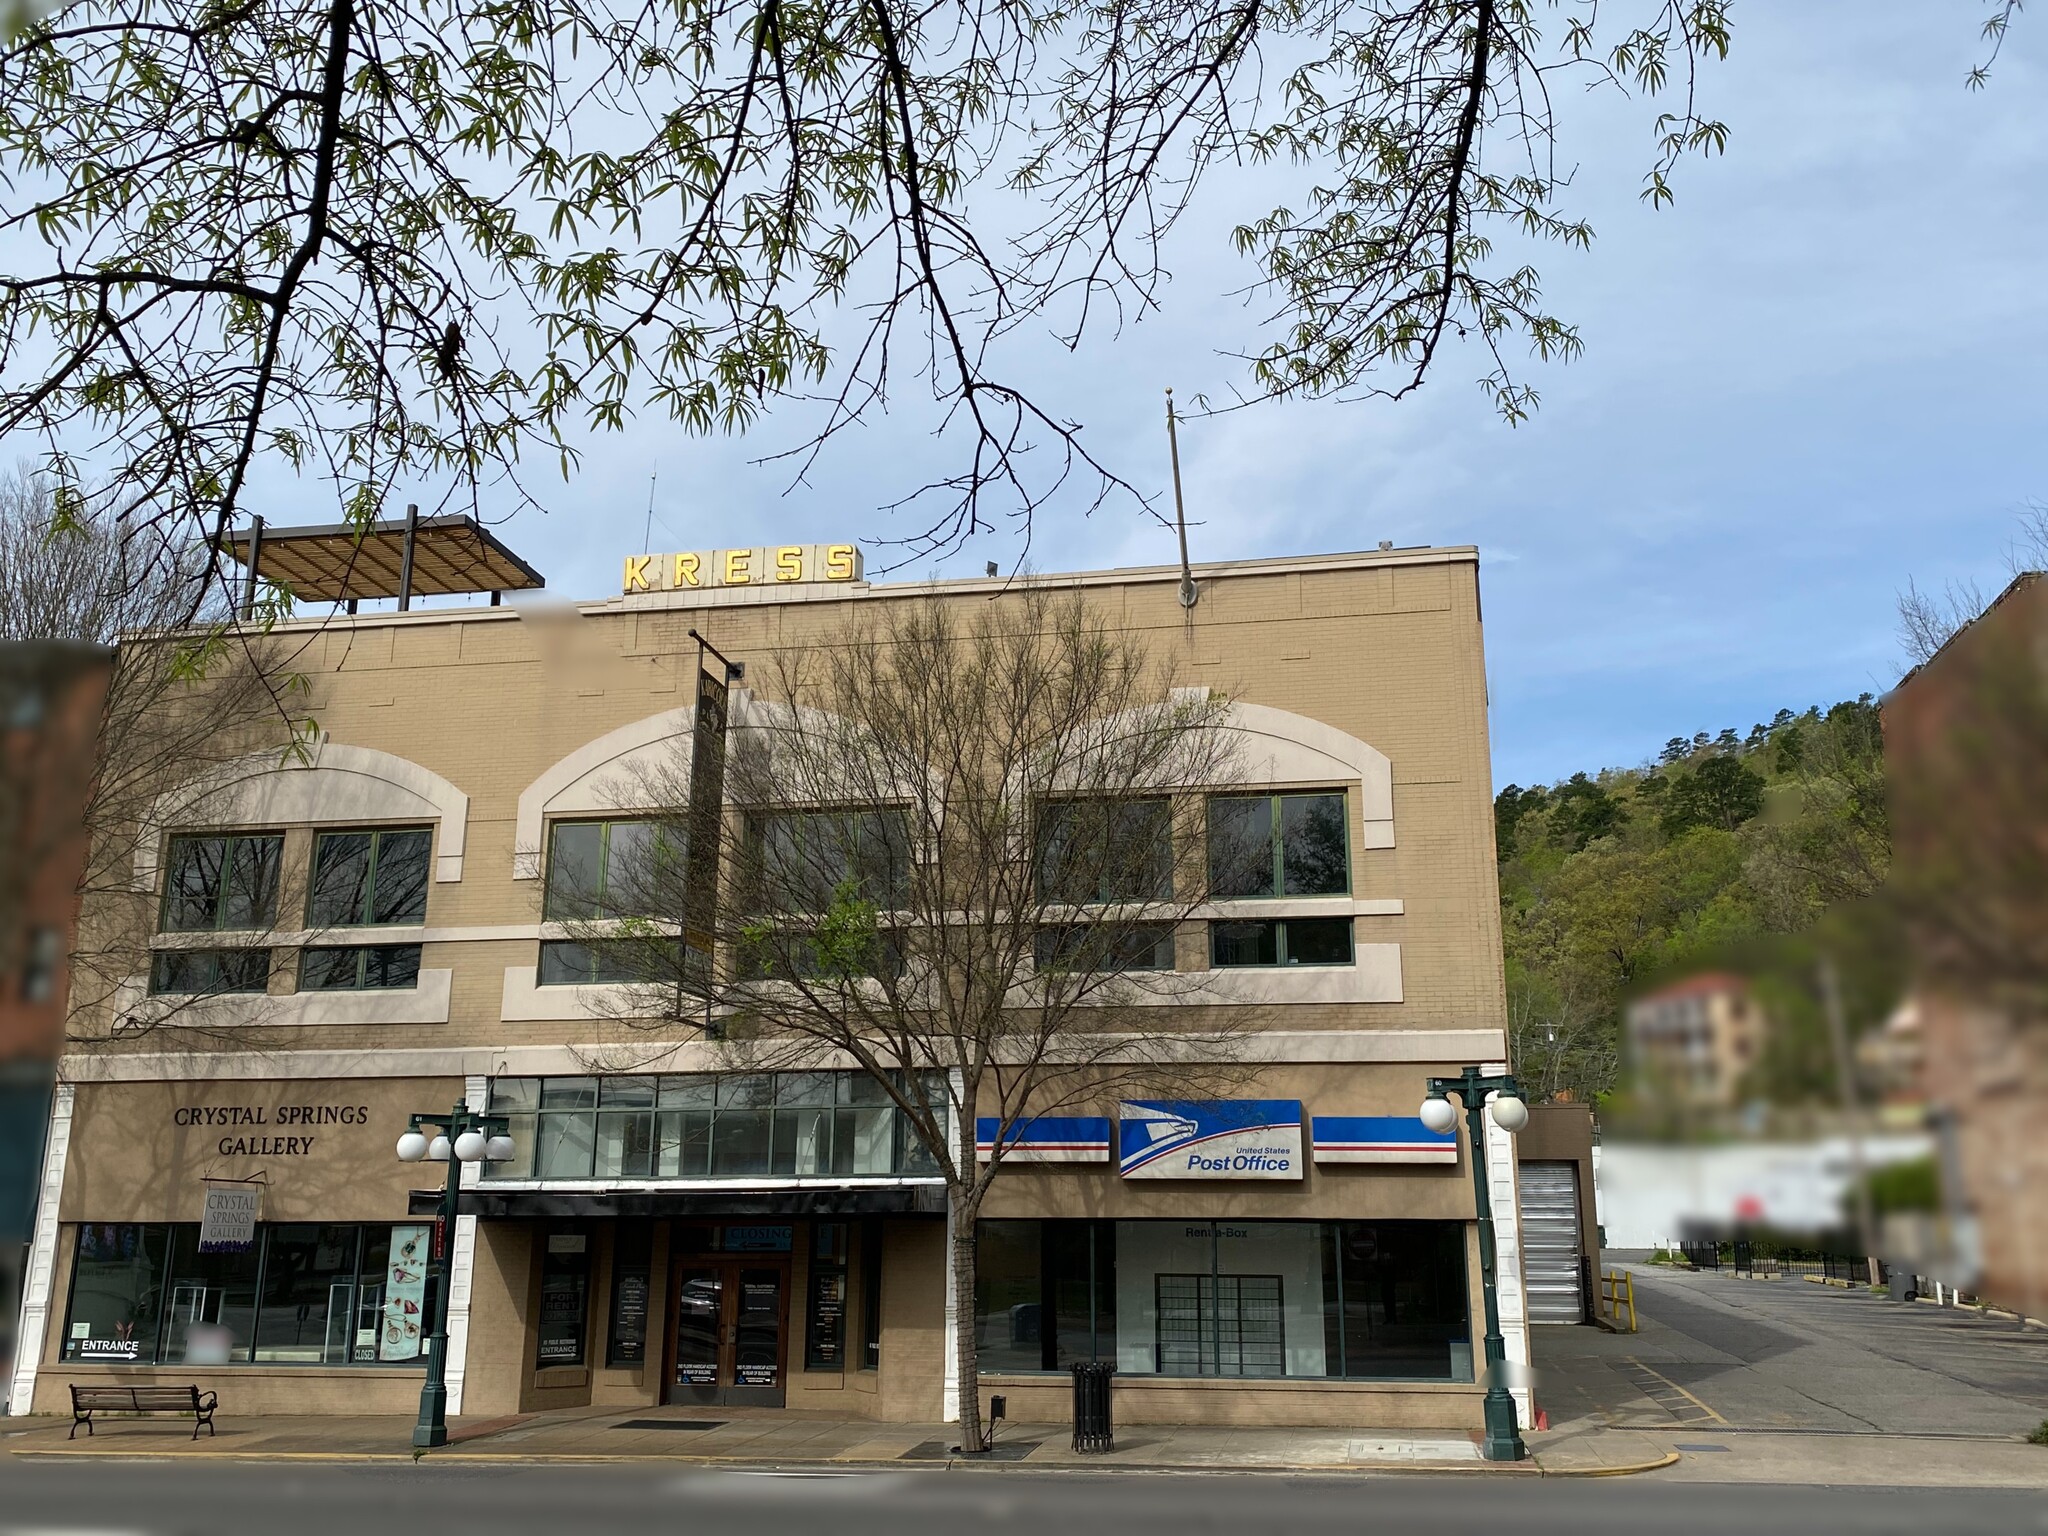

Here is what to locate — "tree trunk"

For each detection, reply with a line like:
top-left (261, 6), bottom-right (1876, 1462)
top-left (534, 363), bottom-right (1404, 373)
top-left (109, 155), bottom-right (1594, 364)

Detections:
top-left (949, 1183), bottom-right (984, 1454)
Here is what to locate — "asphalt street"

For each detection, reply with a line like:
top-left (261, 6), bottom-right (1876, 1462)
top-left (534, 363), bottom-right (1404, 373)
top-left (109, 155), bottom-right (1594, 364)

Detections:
top-left (1536, 1265), bottom-right (2048, 1436)
top-left (0, 1461), bottom-right (2044, 1536)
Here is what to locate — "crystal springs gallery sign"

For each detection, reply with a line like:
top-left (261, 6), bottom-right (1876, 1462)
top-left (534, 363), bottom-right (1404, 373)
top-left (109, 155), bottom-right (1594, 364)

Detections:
top-left (172, 1100), bottom-right (373, 1158)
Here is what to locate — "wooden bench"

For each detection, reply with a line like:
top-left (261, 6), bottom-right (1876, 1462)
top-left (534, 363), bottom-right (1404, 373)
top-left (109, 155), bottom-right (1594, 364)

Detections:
top-left (69, 1383), bottom-right (217, 1440)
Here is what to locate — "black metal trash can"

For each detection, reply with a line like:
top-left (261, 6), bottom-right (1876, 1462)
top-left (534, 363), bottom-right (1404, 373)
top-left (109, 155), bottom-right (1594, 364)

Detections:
top-left (1071, 1360), bottom-right (1115, 1453)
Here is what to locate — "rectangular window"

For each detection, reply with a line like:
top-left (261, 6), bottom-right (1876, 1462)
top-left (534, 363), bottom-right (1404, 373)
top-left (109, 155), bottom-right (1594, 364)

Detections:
top-left (544, 818), bottom-right (673, 921)
top-left (973, 1220), bottom-right (1044, 1374)
top-left (747, 809), bottom-right (911, 913)
top-left (1034, 923), bottom-right (1175, 974)
top-left (160, 833), bottom-right (283, 932)
top-left (483, 1071), bottom-right (940, 1181)
top-left (487, 1077), bottom-right (540, 1179)
top-left (737, 927), bottom-right (904, 982)
top-left (1206, 793), bottom-right (1349, 899)
top-left (59, 1223), bottom-right (428, 1367)
top-left (298, 944), bottom-right (423, 991)
top-left (161, 1224), bottom-right (260, 1364)
top-left (971, 1220), bottom-right (1470, 1382)
top-left (1209, 916), bottom-right (1353, 968)
top-left (149, 947), bottom-right (272, 996)
top-left (607, 1222), bottom-right (653, 1367)
top-left (534, 1077), bottom-right (598, 1178)
top-left (306, 827), bottom-right (432, 927)
top-left (536, 939), bottom-right (642, 986)
top-left (536, 1234), bottom-right (591, 1366)
top-left (1035, 798), bottom-right (1173, 904)
top-left (595, 1075), bottom-right (656, 1179)
top-left (805, 1223), bottom-right (849, 1370)
top-left (254, 1225), bottom-right (365, 1363)
top-left (21, 925), bottom-right (60, 1003)
top-left (860, 1219), bottom-right (883, 1371)
top-left (62, 1223), bottom-right (171, 1362)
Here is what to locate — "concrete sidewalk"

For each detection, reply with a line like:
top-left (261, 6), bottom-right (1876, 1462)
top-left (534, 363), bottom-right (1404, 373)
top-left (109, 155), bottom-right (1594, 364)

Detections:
top-left (2, 1402), bottom-right (1674, 1477)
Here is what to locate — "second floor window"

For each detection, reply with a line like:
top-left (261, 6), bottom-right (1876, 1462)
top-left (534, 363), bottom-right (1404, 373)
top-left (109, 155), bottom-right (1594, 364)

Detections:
top-left (160, 833), bottom-right (283, 933)
top-left (748, 810), bottom-right (911, 913)
top-left (299, 944), bottom-right (423, 991)
top-left (307, 827), bottom-right (431, 927)
top-left (1034, 922), bottom-right (1176, 973)
top-left (544, 819), bottom-right (670, 920)
top-left (1035, 798), bottom-right (1173, 904)
top-left (1207, 792), bottom-right (1349, 899)
top-left (150, 947), bottom-right (271, 995)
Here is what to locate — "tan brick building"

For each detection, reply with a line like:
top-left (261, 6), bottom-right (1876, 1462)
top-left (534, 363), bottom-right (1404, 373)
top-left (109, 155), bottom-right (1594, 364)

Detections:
top-left (10, 540), bottom-right (1531, 1431)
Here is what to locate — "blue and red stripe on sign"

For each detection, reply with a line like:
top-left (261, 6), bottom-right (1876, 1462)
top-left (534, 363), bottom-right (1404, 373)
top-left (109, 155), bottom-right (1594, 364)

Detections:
top-left (975, 1116), bottom-right (1112, 1163)
top-left (1309, 1115), bottom-right (1457, 1165)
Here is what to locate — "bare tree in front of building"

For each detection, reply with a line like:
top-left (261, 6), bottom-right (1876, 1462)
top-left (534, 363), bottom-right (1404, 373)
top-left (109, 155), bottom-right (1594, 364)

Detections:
top-left (562, 587), bottom-right (1258, 1453)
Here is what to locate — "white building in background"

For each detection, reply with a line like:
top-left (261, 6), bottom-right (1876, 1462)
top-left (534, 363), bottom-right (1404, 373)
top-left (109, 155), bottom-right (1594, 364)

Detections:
top-left (1597, 1135), bottom-right (1933, 1252)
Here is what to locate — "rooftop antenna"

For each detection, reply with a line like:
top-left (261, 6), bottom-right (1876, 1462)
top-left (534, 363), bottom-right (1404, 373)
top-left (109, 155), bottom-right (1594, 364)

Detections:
top-left (1166, 389), bottom-right (1197, 610)
top-left (642, 466), bottom-right (658, 553)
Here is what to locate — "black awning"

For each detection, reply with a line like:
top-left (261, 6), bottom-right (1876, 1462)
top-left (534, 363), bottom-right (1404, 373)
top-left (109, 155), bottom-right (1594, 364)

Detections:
top-left (414, 1185), bottom-right (948, 1220)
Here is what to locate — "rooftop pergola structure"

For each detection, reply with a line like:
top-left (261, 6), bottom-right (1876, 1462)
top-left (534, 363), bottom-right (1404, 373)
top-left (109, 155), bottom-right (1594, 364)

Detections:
top-left (217, 506), bottom-right (546, 615)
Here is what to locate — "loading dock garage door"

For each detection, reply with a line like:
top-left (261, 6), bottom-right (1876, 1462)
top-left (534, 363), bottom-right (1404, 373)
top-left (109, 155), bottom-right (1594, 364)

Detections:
top-left (1520, 1161), bottom-right (1586, 1324)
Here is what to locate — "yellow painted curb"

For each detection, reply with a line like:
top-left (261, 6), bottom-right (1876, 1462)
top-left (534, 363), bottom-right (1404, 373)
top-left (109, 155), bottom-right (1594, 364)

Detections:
top-left (1535, 1450), bottom-right (1681, 1478)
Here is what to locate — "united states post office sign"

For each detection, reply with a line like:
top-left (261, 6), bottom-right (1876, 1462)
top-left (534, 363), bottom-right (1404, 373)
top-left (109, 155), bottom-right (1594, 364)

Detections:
top-left (1118, 1100), bottom-right (1304, 1180)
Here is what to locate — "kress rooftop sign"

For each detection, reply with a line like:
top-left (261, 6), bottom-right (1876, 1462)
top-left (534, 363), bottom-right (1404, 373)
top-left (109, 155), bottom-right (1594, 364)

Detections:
top-left (624, 543), bottom-right (862, 593)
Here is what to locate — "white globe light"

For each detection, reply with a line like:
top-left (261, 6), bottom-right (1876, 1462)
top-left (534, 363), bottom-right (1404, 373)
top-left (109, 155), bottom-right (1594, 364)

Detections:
top-left (1489, 1093), bottom-right (1530, 1134)
top-left (427, 1134), bottom-right (452, 1162)
top-left (453, 1130), bottom-right (488, 1162)
top-left (395, 1131), bottom-right (429, 1163)
top-left (484, 1134), bottom-right (516, 1162)
top-left (1419, 1096), bottom-right (1458, 1135)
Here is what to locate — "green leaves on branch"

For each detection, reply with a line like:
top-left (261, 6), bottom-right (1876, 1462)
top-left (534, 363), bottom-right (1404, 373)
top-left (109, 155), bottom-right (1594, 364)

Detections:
top-left (2, 0), bottom-right (1734, 572)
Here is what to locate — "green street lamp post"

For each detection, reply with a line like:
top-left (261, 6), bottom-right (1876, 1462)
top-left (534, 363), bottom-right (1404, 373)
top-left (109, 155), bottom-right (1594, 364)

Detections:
top-left (396, 1101), bottom-right (513, 1449)
top-left (1421, 1065), bottom-right (1531, 1463)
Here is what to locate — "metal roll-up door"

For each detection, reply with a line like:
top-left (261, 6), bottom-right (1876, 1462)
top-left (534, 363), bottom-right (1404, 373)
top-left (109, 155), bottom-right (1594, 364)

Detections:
top-left (1520, 1161), bottom-right (1585, 1324)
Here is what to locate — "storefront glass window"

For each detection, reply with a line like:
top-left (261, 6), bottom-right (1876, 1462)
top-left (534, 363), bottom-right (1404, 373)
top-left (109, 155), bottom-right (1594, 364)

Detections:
top-left (860, 1219), bottom-right (884, 1370)
top-left (62, 1223), bottom-right (170, 1362)
top-left (161, 1225), bottom-right (260, 1364)
top-left (973, 1220), bottom-right (1044, 1374)
top-left (972, 1219), bottom-right (1470, 1382)
top-left (536, 1234), bottom-right (591, 1367)
top-left (59, 1223), bottom-right (426, 1367)
top-left (253, 1225), bottom-right (364, 1363)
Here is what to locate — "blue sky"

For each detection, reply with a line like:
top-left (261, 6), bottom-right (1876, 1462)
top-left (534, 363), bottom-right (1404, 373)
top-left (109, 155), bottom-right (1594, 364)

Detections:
top-left (270, 2), bottom-right (2048, 791)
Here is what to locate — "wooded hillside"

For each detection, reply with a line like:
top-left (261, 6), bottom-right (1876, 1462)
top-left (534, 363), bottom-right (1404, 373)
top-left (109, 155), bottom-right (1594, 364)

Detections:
top-left (1496, 698), bottom-right (1897, 1112)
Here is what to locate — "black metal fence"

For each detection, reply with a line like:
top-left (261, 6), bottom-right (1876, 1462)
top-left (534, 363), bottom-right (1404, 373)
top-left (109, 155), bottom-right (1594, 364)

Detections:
top-left (1672, 1238), bottom-right (1888, 1286)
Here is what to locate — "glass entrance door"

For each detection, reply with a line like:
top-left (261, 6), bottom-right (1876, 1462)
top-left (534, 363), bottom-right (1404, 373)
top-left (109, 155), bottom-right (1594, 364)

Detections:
top-left (666, 1259), bottom-right (788, 1406)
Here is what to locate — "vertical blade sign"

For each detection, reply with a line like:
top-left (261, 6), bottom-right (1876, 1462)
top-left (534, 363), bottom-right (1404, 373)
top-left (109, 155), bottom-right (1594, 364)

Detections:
top-left (682, 662), bottom-right (730, 984)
